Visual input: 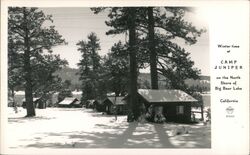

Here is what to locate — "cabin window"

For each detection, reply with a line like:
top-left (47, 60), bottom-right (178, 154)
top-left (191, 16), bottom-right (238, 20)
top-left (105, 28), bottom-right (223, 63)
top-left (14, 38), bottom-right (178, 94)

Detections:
top-left (176, 106), bottom-right (184, 114)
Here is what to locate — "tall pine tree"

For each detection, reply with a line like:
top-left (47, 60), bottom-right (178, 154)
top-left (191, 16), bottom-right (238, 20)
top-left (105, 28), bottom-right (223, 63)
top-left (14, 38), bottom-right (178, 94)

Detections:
top-left (8, 7), bottom-right (67, 116)
top-left (92, 7), bottom-right (143, 121)
top-left (138, 7), bottom-right (205, 90)
top-left (103, 42), bottom-right (129, 96)
top-left (77, 32), bottom-right (102, 103)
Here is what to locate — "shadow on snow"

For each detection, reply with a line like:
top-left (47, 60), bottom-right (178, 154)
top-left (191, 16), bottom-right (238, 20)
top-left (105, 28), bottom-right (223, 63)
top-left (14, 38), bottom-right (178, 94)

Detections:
top-left (8, 108), bottom-right (210, 148)
top-left (8, 116), bottom-right (56, 123)
top-left (20, 122), bottom-right (176, 148)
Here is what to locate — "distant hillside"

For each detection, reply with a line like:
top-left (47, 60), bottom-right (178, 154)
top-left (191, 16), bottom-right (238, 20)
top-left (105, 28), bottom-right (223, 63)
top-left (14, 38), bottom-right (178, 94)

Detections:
top-left (56, 67), bottom-right (210, 90)
top-left (139, 73), bottom-right (210, 89)
top-left (139, 73), bottom-right (209, 82)
top-left (199, 76), bottom-right (210, 81)
top-left (54, 67), bottom-right (80, 85)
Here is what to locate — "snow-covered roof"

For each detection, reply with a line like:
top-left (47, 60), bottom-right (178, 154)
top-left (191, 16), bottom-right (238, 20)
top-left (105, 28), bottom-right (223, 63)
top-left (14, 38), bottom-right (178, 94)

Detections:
top-left (73, 101), bottom-right (81, 105)
top-left (86, 99), bottom-right (98, 105)
top-left (106, 96), bottom-right (126, 105)
top-left (138, 89), bottom-right (197, 103)
top-left (107, 92), bottom-right (116, 96)
top-left (87, 99), bottom-right (95, 103)
top-left (72, 91), bottom-right (82, 95)
top-left (58, 97), bottom-right (79, 105)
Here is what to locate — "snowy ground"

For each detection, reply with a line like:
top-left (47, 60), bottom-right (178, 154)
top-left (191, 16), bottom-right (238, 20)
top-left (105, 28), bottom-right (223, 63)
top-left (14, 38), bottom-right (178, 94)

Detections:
top-left (6, 107), bottom-right (210, 149)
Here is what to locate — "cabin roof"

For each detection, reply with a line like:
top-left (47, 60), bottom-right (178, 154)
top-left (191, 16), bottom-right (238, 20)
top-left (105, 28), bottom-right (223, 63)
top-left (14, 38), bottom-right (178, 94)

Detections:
top-left (138, 89), bottom-right (197, 103)
top-left (87, 99), bottom-right (96, 103)
top-left (87, 99), bottom-right (99, 105)
top-left (105, 96), bottom-right (126, 105)
top-left (58, 97), bottom-right (79, 105)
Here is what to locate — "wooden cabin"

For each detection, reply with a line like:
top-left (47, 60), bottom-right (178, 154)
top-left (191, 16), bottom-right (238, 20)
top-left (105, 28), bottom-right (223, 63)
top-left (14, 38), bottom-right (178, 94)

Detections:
top-left (102, 96), bottom-right (127, 115)
top-left (85, 100), bottom-right (99, 109)
top-left (130, 89), bottom-right (197, 123)
top-left (22, 97), bottom-right (41, 108)
top-left (94, 100), bottom-right (106, 112)
top-left (58, 97), bottom-right (81, 108)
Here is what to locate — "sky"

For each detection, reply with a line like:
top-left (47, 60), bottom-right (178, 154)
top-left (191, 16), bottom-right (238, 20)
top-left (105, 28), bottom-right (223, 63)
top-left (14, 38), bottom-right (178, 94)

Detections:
top-left (41, 7), bottom-right (209, 76)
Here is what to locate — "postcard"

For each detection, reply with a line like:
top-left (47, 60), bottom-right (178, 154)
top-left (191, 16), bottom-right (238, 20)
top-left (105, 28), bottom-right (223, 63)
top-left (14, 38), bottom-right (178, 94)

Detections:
top-left (1, 0), bottom-right (249, 155)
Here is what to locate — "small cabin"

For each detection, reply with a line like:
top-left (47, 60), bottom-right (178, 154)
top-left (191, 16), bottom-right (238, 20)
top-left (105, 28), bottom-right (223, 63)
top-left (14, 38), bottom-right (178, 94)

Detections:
top-left (58, 97), bottom-right (81, 108)
top-left (130, 89), bottom-right (198, 123)
top-left (102, 96), bottom-right (127, 115)
top-left (22, 97), bottom-right (41, 108)
top-left (85, 100), bottom-right (99, 109)
top-left (94, 100), bottom-right (105, 112)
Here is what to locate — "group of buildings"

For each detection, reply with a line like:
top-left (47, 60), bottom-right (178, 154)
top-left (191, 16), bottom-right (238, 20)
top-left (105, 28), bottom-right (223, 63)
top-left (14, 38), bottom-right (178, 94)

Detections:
top-left (10, 89), bottom-right (209, 123)
top-left (58, 89), bottom-right (202, 123)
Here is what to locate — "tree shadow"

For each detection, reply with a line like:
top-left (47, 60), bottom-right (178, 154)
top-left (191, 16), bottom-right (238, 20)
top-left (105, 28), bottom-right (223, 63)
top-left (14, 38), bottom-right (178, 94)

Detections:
top-left (15, 123), bottom-right (210, 149)
top-left (154, 124), bottom-right (176, 148)
top-left (9, 107), bottom-right (210, 149)
top-left (165, 124), bottom-right (211, 148)
top-left (19, 130), bottom-right (125, 148)
top-left (8, 116), bottom-right (56, 123)
top-left (90, 113), bottom-right (115, 118)
top-left (25, 142), bottom-right (73, 148)
top-left (56, 108), bottom-right (84, 111)
top-left (16, 121), bottom-right (177, 148)
top-left (23, 122), bottom-right (138, 148)
top-left (106, 122), bottom-right (138, 148)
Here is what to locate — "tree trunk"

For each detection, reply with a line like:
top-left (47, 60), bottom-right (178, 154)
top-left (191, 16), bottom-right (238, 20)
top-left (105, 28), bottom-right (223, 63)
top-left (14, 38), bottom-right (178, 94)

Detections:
top-left (201, 103), bottom-right (204, 121)
top-left (127, 8), bottom-right (139, 121)
top-left (148, 7), bottom-right (158, 89)
top-left (23, 7), bottom-right (35, 117)
top-left (11, 89), bottom-right (15, 106)
top-left (11, 88), bottom-right (18, 113)
top-left (148, 7), bottom-right (164, 123)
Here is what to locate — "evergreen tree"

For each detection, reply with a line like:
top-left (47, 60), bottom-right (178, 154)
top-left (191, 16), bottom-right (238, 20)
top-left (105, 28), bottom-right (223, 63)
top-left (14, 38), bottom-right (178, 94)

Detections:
top-left (154, 34), bottom-right (201, 90)
top-left (77, 32), bottom-right (102, 103)
top-left (141, 7), bottom-right (205, 90)
top-left (87, 32), bottom-right (101, 71)
top-left (8, 7), bottom-right (67, 116)
top-left (77, 40), bottom-right (93, 102)
top-left (8, 36), bottom-right (23, 108)
top-left (103, 42), bottom-right (129, 96)
top-left (147, 7), bottom-right (158, 89)
top-left (92, 7), bottom-right (142, 121)
top-left (32, 54), bottom-right (68, 108)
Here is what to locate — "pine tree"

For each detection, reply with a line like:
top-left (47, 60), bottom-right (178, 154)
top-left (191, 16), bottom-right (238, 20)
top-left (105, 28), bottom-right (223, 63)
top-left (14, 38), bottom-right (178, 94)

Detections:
top-left (8, 7), bottom-right (67, 116)
top-left (87, 32), bottom-right (101, 71)
top-left (147, 7), bottom-right (158, 89)
top-left (92, 7), bottom-right (143, 121)
top-left (103, 42), bottom-right (129, 96)
top-left (77, 32), bottom-right (102, 103)
top-left (32, 54), bottom-right (68, 108)
top-left (143, 7), bottom-right (205, 90)
top-left (8, 36), bottom-right (23, 108)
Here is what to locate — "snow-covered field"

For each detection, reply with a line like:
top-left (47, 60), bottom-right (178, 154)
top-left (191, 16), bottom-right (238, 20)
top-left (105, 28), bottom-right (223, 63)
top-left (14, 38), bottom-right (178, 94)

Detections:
top-left (6, 107), bottom-right (210, 149)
